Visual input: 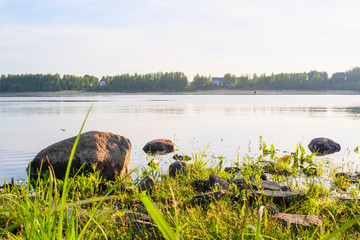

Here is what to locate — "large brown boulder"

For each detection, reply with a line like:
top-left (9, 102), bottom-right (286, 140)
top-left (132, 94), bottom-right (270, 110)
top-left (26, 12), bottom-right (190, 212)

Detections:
top-left (27, 131), bottom-right (131, 180)
top-left (142, 139), bottom-right (175, 155)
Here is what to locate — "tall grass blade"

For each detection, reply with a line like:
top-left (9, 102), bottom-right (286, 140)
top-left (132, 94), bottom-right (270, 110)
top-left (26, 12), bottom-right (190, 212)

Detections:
top-left (255, 206), bottom-right (265, 240)
top-left (321, 214), bottom-right (360, 240)
top-left (57, 104), bottom-right (93, 240)
top-left (139, 194), bottom-right (178, 240)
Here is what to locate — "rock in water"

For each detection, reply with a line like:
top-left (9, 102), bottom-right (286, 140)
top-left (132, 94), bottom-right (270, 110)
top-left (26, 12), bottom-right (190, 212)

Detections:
top-left (308, 137), bottom-right (341, 156)
top-left (27, 131), bottom-right (131, 180)
top-left (142, 139), bottom-right (175, 155)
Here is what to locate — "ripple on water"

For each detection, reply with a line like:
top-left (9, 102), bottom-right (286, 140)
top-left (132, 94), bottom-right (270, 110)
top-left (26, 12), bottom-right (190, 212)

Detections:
top-left (0, 150), bottom-right (36, 184)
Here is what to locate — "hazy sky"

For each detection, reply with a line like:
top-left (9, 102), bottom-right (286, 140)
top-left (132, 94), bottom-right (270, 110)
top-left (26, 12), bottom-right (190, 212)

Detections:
top-left (1, 0), bottom-right (359, 79)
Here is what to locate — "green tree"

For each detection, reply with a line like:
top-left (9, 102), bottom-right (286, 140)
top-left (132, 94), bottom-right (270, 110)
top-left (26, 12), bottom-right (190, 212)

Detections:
top-left (191, 74), bottom-right (211, 89)
top-left (223, 73), bottom-right (237, 87)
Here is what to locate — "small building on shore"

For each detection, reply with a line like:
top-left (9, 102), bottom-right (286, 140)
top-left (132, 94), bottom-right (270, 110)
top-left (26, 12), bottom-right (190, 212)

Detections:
top-left (211, 77), bottom-right (224, 86)
top-left (99, 80), bottom-right (106, 87)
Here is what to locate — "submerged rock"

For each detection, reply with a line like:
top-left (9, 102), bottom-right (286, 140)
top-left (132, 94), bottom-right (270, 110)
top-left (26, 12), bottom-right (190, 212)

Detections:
top-left (308, 137), bottom-right (341, 156)
top-left (27, 131), bottom-right (131, 180)
top-left (173, 154), bottom-right (192, 161)
top-left (142, 139), bottom-right (175, 155)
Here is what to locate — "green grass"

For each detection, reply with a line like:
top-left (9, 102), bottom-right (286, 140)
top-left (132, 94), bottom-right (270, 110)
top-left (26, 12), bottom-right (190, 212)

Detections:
top-left (1, 114), bottom-right (360, 239)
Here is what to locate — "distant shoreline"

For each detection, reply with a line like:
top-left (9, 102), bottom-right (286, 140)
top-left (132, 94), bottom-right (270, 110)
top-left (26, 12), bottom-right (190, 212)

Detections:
top-left (0, 89), bottom-right (359, 97)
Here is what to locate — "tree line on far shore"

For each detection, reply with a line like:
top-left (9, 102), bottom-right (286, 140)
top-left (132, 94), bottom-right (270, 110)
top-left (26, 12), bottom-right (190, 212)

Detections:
top-left (1, 67), bottom-right (360, 92)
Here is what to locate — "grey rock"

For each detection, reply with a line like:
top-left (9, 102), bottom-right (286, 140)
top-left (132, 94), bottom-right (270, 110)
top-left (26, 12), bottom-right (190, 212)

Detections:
top-left (119, 212), bottom-right (152, 222)
top-left (229, 178), bottom-right (250, 191)
top-left (27, 131), bottom-right (131, 180)
top-left (274, 213), bottom-right (322, 228)
top-left (308, 137), bottom-right (341, 156)
top-left (255, 180), bottom-right (283, 191)
top-left (131, 219), bottom-right (158, 232)
top-left (224, 167), bottom-right (242, 173)
top-left (137, 176), bottom-right (156, 193)
top-left (169, 161), bottom-right (188, 177)
top-left (231, 178), bottom-right (293, 193)
top-left (251, 190), bottom-right (305, 205)
top-left (143, 139), bottom-right (175, 155)
top-left (209, 174), bottom-right (230, 190)
top-left (192, 190), bottom-right (227, 205)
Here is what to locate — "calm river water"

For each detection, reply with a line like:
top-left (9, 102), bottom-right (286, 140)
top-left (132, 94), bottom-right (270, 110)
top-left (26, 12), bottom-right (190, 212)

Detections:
top-left (1, 93), bottom-right (360, 184)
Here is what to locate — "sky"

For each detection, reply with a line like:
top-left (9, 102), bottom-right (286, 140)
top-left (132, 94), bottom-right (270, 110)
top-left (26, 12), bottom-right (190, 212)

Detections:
top-left (0, 0), bottom-right (360, 80)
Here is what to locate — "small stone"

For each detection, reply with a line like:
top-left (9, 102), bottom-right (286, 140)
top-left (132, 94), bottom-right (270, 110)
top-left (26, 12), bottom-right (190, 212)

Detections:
top-left (252, 180), bottom-right (283, 191)
top-left (148, 159), bottom-right (160, 167)
top-left (131, 219), bottom-right (158, 232)
top-left (169, 161), bottom-right (188, 177)
top-left (274, 213), bottom-right (322, 228)
top-left (230, 178), bottom-right (292, 193)
top-left (229, 178), bottom-right (250, 191)
top-left (143, 139), bottom-right (176, 155)
top-left (137, 176), bottom-right (155, 193)
top-left (209, 174), bottom-right (230, 190)
top-left (335, 172), bottom-right (352, 181)
top-left (173, 154), bottom-right (192, 161)
top-left (251, 190), bottom-right (305, 205)
top-left (119, 212), bottom-right (152, 222)
top-left (266, 205), bottom-right (280, 216)
top-left (192, 190), bottom-right (227, 205)
top-left (224, 167), bottom-right (242, 173)
top-left (308, 137), bottom-right (341, 156)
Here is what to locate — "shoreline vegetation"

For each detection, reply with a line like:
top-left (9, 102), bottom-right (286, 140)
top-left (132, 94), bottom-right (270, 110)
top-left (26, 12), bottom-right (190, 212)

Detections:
top-left (1, 136), bottom-right (360, 239)
top-left (1, 67), bottom-right (360, 93)
top-left (0, 89), bottom-right (359, 97)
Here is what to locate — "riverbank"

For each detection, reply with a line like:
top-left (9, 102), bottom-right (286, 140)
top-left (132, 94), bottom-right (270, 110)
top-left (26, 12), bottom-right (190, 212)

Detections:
top-left (1, 144), bottom-right (360, 239)
top-left (0, 89), bottom-right (359, 97)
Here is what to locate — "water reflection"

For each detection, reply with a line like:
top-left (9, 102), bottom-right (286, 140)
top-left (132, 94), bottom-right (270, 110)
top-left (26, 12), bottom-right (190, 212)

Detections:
top-left (1, 94), bottom-right (360, 184)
